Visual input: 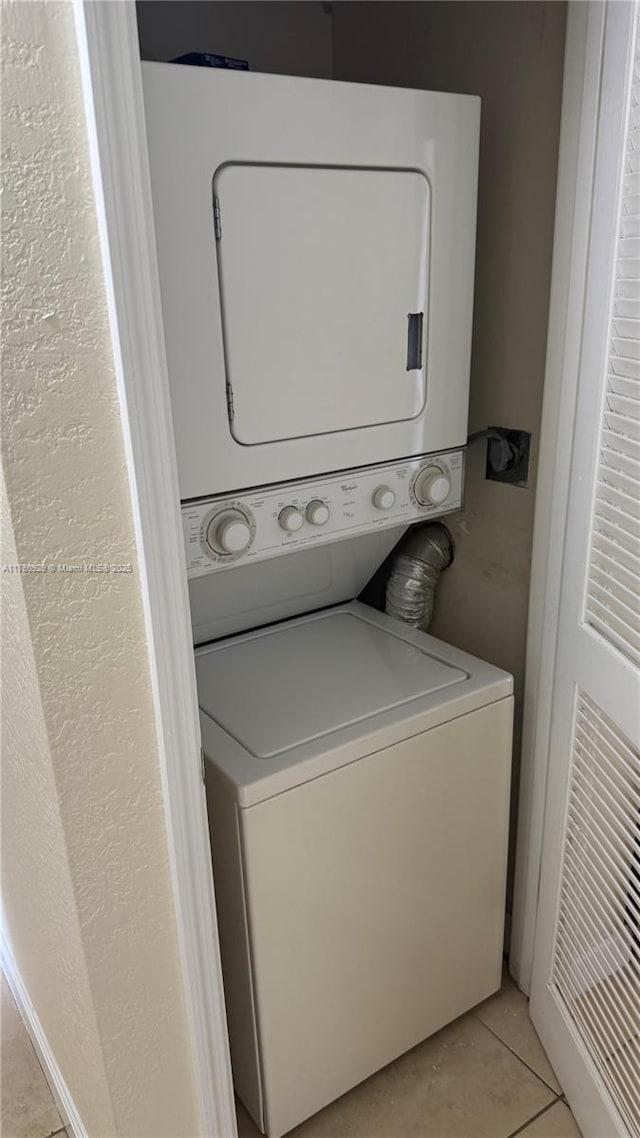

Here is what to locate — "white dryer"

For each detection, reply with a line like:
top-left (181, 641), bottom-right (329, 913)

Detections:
top-left (141, 65), bottom-right (480, 501)
top-left (198, 602), bottom-right (513, 1138)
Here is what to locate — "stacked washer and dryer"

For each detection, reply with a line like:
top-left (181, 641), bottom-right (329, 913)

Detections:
top-left (142, 64), bottom-right (514, 1138)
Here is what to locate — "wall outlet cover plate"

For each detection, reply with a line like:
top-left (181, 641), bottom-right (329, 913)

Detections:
top-left (486, 427), bottom-right (531, 487)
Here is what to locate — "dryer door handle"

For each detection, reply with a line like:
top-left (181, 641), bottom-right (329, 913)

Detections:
top-left (406, 312), bottom-right (424, 371)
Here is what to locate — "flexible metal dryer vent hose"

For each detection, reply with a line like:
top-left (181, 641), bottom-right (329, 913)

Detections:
top-left (385, 522), bottom-right (454, 633)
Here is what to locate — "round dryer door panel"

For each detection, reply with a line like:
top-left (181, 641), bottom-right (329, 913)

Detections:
top-left (214, 164), bottom-right (430, 446)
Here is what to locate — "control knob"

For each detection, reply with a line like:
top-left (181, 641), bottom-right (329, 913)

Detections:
top-left (373, 485), bottom-right (396, 511)
top-left (279, 506), bottom-right (305, 533)
top-left (205, 510), bottom-right (252, 556)
top-left (413, 466), bottom-right (451, 507)
top-left (306, 499), bottom-right (330, 526)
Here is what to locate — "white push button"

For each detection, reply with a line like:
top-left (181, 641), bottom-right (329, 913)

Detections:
top-left (279, 506), bottom-right (304, 533)
top-left (373, 486), bottom-right (396, 510)
top-left (306, 500), bottom-right (330, 526)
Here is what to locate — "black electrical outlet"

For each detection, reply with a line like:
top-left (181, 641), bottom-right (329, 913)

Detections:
top-left (486, 427), bottom-right (531, 487)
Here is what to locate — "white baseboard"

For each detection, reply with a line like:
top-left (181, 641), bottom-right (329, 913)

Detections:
top-left (1, 933), bottom-right (87, 1138)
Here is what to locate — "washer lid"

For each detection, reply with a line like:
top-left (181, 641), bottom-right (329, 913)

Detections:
top-left (196, 608), bottom-right (467, 759)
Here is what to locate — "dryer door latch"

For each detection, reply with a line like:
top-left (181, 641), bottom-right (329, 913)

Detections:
top-left (226, 384), bottom-right (235, 421)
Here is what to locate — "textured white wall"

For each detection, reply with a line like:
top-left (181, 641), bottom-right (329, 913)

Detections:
top-left (1, 469), bottom-right (118, 1137)
top-left (1, 3), bottom-right (201, 1134)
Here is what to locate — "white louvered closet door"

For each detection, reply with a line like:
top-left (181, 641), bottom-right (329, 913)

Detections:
top-left (531, 4), bottom-right (640, 1137)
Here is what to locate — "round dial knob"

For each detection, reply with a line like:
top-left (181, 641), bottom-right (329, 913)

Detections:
top-left (414, 466), bottom-right (451, 507)
top-left (279, 506), bottom-right (304, 533)
top-left (206, 510), bottom-right (252, 556)
top-left (306, 499), bottom-right (330, 526)
top-left (373, 485), bottom-right (396, 511)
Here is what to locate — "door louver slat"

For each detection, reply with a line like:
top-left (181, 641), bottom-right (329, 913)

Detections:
top-left (622, 213), bottom-right (640, 238)
top-left (612, 337), bottom-right (640, 360)
top-left (617, 278), bottom-right (640, 299)
top-left (586, 600), bottom-right (640, 667)
top-left (601, 458), bottom-right (640, 500)
top-left (603, 411), bottom-right (640, 441)
top-left (609, 374), bottom-right (640, 399)
top-left (596, 481), bottom-right (640, 524)
top-left (615, 284), bottom-right (640, 311)
top-left (592, 535), bottom-right (640, 592)
top-left (552, 693), bottom-right (640, 1137)
top-left (575, 727), bottom-right (640, 809)
top-left (588, 587), bottom-right (640, 647)
top-left (555, 911), bottom-right (639, 1045)
top-left (593, 499), bottom-right (640, 545)
top-left (593, 513), bottom-right (640, 561)
top-left (586, 63), bottom-right (640, 665)
top-left (601, 428), bottom-right (640, 464)
top-left (589, 569), bottom-right (640, 628)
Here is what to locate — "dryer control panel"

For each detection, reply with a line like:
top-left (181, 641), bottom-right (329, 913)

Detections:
top-left (182, 450), bottom-right (464, 578)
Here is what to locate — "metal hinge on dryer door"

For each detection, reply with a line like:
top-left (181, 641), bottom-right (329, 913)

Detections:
top-left (213, 196), bottom-right (222, 240)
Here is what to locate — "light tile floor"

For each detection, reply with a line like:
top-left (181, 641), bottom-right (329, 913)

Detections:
top-left (2, 970), bottom-right (582, 1138)
top-left (1, 979), bottom-right (66, 1138)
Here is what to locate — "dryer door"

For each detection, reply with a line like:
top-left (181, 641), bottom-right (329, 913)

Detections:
top-left (215, 164), bottom-right (430, 446)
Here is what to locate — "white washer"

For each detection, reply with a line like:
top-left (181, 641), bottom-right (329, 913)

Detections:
top-left (198, 601), bottom-right (513, 1138)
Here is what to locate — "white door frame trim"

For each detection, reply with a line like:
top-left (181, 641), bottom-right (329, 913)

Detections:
top-left (510, 0), bottom-right (606, 992)
top-left (73, 3), bottom-right (236, 1134)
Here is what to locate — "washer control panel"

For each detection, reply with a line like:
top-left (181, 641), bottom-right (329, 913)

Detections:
top-left (182, 450), bottom-right (463, 578)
